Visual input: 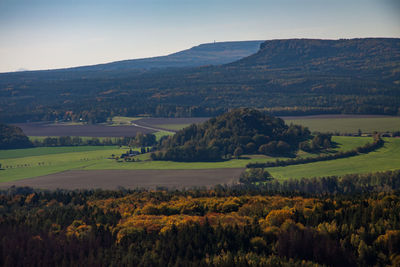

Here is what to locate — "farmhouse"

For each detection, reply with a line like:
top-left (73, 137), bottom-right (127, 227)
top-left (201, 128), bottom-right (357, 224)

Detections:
top-left (120, 149), bottom-right (140, 158)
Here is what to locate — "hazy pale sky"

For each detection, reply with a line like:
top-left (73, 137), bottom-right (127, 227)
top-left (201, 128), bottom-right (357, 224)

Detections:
top-left (0, 0), bottom-right (399, 72)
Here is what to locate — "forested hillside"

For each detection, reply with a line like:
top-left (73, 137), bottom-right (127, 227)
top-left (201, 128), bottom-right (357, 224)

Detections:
top-left (152, 109), bottom-right (311, 161)
top-left (0, 38), bottom-right (399, 123)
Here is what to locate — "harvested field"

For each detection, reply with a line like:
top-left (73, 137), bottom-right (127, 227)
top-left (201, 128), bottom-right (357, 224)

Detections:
top-left (13, 122), bottom-right (155, 137)
top-left (282, 115), bottom-right (400, 134)
top-left (0, 168), bottom-right (244, 190)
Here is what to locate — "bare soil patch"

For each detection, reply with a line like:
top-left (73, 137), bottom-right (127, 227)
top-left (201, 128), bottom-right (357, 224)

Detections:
top-left (13, 122), bottom-right (155, 137)
top-left (0, 168), bottom-right (243, 190)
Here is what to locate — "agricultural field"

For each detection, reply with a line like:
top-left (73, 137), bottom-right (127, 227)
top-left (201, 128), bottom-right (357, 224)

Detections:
top-left (136, 117), bottom-right (209, 132)
top-left (13, 121), bottom-right (155, 137)
top-left (0, 146), bottom-right (119, 160)
top-left (0, 146), bottom-right (127, 182)
top-left (153, 130), bottom-right (175, 141)
top-left (0, 136), bottom-right (383, 188)
top-left (28, 136), bottom-right (125, 143)
top-left (268, 137), bottom-right (400, 179)
top-left (124, 115), bottom-right (400, 133)
top-left (14, 115), bottom-right (400, 139)
top-left (0, 168), bottom-right (243, 190)
top-left (283, 115), bottom-right (400, 134)
top-left (153, 124), bottom-right (190, 131)
top-left (137, 117), bottom-right (209, 126)
top-left (108, 116), bottom-right (142, 126)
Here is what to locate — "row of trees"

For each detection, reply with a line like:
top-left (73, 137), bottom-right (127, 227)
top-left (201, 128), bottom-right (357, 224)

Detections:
top-left (28, 133), bottom-right (157, 148)
top-left (299, 133), bottom-right (332, 152)
top-left (247, 135), bottom-right (383, 168)
top-left (0, 123), bottom-right (158, 149)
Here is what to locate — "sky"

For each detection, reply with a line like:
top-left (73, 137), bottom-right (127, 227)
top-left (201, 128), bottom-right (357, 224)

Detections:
top-left (0, 0), bottom-right (399, 73)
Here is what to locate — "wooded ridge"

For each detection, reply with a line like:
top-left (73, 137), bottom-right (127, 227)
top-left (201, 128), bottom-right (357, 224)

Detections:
top-left (1, 38), bottom-right (399, 123)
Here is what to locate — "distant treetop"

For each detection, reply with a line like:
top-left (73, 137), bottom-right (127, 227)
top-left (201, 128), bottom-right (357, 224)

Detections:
top-left (0, 123), bottom-right (33, 149)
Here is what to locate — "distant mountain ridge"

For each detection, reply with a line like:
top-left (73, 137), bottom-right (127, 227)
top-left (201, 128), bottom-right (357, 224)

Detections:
top-left (77, 40), bottom-right (264, 71)
top-left (0, 38), bottom-right (399, 123)
top-left (236, 38), bottom-right (399, 75)
top-left (6, 41), bottom-right (264, 74)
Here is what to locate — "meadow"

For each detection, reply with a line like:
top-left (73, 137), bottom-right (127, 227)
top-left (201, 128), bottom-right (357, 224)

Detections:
top-left (153, 124), bottom-right (191, 131)
top-left (0, 136), bottom-right (376, 183)
top-left (0, 146), bottom-right (127, 182)
top-left (268, 137), bottom-right (400, 179)
top-left (108, 116), bottom-right (142, 125)
top-left (0, 146), bottom-right (119, 160)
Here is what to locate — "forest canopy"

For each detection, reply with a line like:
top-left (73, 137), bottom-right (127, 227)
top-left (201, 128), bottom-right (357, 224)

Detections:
top-left (1, 170), bottom-right (400, 267)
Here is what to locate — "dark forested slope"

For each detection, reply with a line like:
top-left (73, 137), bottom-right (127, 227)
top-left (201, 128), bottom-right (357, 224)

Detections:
top-left (0, 38), bottom-right (399, 122)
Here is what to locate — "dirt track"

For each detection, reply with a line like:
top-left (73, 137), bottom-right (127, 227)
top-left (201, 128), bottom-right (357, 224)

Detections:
top-left (0, 169), bottom-right (244, 190)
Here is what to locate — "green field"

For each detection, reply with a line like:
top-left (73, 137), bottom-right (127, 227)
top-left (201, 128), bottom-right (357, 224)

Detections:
top-left (268, 138), bottom-right (400, 179)
top-left (154, 130), bottom-right (175, 141)
top-left (108, 116), bottom-right (142, 126)
top-left (0, 147), bottom-right (130, 182)
top-left (84, 136), bottom-right (371, 171)
top-left (0, 146), bottom-right (119, 160)
top-left (285, 117), bottom-right (400, 134)
top-left (154, 124), bottom-right (190, 131)
top-left (328, 136), bottom-right (372, 151)
top-left (0, 136), bottom-right (374, 183)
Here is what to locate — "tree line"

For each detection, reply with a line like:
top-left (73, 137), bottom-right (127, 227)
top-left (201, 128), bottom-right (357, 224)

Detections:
top-left (32, 133), bottom-right (157, 148)
top-left (0, 123), bottom-right (157, 149)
